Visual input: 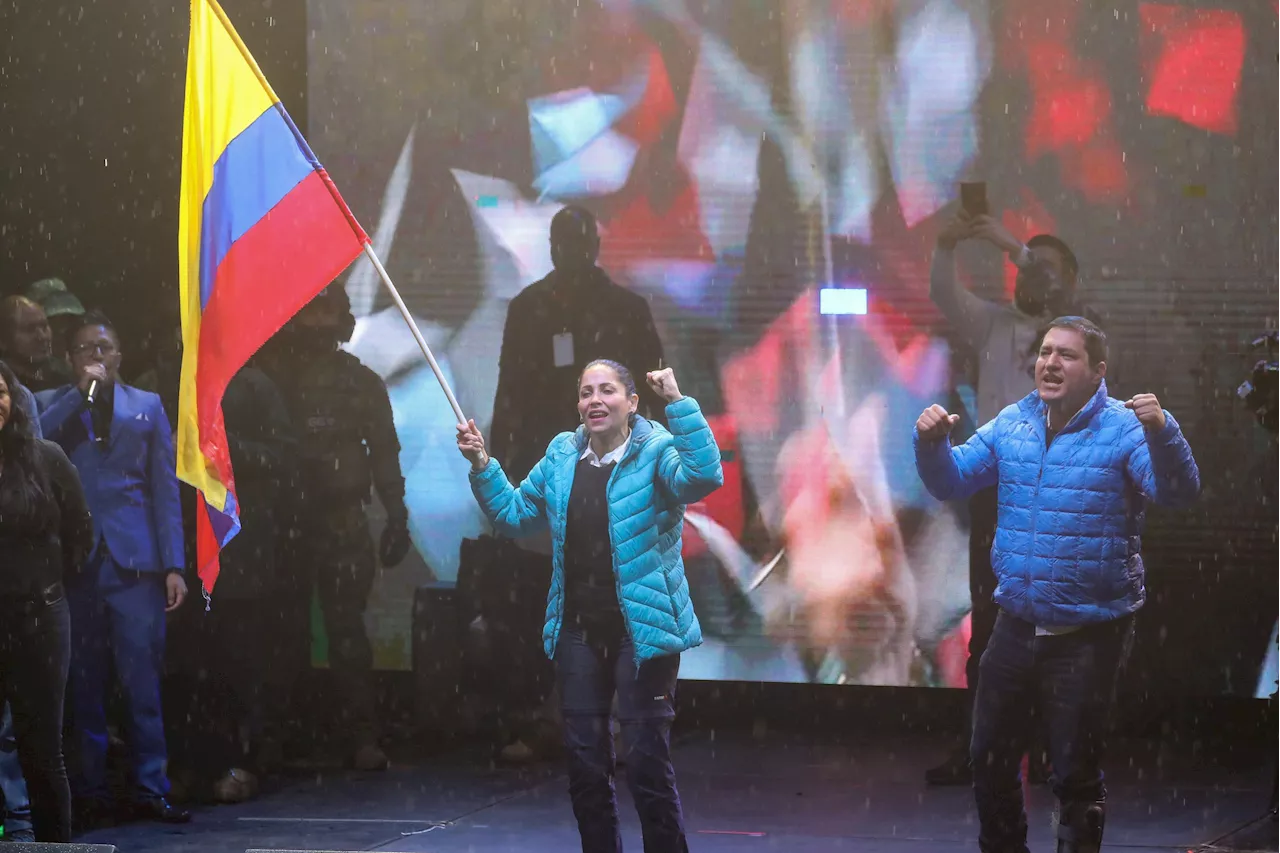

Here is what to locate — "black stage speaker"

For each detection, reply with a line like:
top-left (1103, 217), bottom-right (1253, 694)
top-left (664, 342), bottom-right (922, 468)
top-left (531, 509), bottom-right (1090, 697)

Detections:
top-left (456, 536), bottom-right (554, 709)
top-left (412, 580), bottom-right (464, 730)
top-left (411, 538), bottom-right (555, 736)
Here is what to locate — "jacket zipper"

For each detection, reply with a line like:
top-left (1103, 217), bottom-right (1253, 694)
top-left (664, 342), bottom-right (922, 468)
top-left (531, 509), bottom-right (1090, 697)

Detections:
top-left (1030, 401), bottom-right (1089, 598)
top-left (1030, 418), bottom-right (1046, 592)
top-left (607, 440), bottom-right (639, 656)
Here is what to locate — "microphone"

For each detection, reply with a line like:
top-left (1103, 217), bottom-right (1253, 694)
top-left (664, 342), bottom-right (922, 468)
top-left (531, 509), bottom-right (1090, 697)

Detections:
top-left (85, 378), bottom-right (108, 446)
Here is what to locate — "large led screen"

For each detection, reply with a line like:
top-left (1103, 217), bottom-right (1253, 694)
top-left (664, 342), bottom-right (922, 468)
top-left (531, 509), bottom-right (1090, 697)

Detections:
top-left (307, 0), bottom-right (1278, 694)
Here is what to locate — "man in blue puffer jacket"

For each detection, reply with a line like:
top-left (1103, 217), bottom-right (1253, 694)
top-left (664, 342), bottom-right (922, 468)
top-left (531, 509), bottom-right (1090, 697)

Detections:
top-left (914, 316), bottom-right (1199, 853)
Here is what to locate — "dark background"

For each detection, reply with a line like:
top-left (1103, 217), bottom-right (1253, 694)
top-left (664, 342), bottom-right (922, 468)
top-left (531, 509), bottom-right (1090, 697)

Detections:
top-left (0, 0), bottom-right (309, 370)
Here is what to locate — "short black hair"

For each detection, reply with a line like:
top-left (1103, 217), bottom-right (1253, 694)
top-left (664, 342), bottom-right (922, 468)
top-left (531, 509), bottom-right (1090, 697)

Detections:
top-left (1039, 315), bottom-right (1107, 366)
top-left (67, 309), bottom-right (119, 350)
top-left (1027, 234), bottom-right (1079, 281)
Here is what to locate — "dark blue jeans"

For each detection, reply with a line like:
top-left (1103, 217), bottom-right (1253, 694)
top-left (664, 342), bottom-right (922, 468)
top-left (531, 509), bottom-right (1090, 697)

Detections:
top-left (0, 595), bottom-right (72, 841)
top-left (555, 625), bottom-right (687, 853)
top-left (1, 702), bottom-right (34, 838)
top-left (971, 610), bottom-right (1134, 853)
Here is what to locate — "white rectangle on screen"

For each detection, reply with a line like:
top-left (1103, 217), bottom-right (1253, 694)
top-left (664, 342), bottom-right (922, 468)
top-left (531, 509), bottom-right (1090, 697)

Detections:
top-left (818, 288), bottom-right (868, 315)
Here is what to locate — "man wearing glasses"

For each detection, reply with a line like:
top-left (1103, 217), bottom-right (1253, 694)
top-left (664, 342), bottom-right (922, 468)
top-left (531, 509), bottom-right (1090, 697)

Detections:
top-left (38, 311), bottom-right (190, 828)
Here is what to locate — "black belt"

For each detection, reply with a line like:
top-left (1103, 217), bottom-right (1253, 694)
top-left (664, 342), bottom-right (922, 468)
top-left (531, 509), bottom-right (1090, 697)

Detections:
top-left (0, 581), bottom-right (65, 613)
top-left (41, 580), bottom-right (66, 604)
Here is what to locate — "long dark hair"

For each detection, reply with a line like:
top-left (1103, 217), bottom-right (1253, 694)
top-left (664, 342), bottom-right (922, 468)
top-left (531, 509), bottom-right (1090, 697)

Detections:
top-left (0, 359), bottom-right (57, 531)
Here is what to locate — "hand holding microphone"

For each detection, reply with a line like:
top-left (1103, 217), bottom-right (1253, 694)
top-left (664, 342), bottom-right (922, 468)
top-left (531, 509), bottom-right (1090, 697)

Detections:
top-left (78, 363), bottom-right (109, 403)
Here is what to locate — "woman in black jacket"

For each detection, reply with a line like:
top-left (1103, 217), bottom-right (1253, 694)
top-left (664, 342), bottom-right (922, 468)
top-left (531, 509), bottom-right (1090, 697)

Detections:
top-left (0, 359), bottom-right (92, 841)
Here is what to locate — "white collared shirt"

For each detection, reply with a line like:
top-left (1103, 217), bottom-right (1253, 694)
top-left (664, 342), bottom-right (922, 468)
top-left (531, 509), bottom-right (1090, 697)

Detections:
top-left (580, 434), bottom-right (631, 468)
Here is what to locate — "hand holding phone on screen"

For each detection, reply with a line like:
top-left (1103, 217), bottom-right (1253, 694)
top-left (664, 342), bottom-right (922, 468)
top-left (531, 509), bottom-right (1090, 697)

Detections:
top-left (956, 183), bottom-right (1025, 257)
top-left (960, 182), bottom-right (988, 216)
top-left (937, 183), bottom-right (988, 250)
top-left (967, 215), bottom-right (1024, 256)
top-left (937, 212), bottom-right (974, 250)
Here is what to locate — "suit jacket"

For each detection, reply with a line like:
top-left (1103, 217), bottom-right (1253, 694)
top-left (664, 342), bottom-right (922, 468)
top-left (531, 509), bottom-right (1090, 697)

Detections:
top-left (38, 382), bottom-right (184, 574)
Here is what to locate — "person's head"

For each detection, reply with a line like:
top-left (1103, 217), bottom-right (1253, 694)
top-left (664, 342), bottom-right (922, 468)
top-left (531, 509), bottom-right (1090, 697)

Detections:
top-left (1027, 234), bottom-right (1078, 285)
top-left (0, 296), bottom-right (53, 364)
top-left (577, 359), bottom-right (639, 443)
top-left (1035, 316), bottom-right (1107, 412)
top-left (48, 315), bottom-right (82, 358)
top-left (290, 285), bottom-right (355, 351)
top-left (550, 205), bottom-right (600, 275)
top-left (68, 311), bottom-right (123, 384)
top-left (26, 277), bottom-right (85, 357)
top-left (0, 359), bottom-right (56, 528)
top-left (1015, 234), bottom-right (1078, 317)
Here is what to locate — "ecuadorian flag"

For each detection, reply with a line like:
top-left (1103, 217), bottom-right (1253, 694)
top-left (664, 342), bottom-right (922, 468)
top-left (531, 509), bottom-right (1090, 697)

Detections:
top-left (177, 0), bottom-right (369, 593)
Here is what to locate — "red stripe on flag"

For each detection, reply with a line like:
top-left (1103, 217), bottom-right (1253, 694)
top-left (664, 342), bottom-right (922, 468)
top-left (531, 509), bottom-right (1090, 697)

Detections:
top-left (194, 169), bottom-right (364, 490)
top-left (194, 403), bottom-right (236, 587)
top-left (315, 164), bottom-right (370, 245)
top-left (196, 492), bottom-right (222, 593)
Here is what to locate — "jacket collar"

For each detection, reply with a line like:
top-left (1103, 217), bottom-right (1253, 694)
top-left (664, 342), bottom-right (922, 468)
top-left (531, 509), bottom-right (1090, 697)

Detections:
top-left (1018, 378), bottom-right (1109, 434)
top-left (572, 413), bottom-right (653, 464)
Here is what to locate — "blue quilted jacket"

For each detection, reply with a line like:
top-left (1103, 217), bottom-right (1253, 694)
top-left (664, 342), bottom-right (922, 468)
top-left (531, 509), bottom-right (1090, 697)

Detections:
top-left (915, 380), bottom-right (1200, 626)
top-left (470, 396), bottom-right (724, 663)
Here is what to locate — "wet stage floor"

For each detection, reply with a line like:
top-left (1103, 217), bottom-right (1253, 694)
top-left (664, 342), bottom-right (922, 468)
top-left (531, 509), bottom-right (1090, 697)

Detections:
top-left (79, 730), bottom-right (1274, 853)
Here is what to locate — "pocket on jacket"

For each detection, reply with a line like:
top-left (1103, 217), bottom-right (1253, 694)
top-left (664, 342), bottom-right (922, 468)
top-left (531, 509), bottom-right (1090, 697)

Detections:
top-left (1097, 554), bottom-right (1142, 604)
top-left (661, 562), bottom-right (684, 623)
top-left (1123, 553), bottom-right (1144, 593)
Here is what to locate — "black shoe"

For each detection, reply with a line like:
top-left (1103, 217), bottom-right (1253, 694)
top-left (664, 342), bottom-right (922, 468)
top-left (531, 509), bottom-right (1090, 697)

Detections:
top-left (131, 797), bottom-right (192, 824)
top-left (925, 748), bottom-right (972, 786)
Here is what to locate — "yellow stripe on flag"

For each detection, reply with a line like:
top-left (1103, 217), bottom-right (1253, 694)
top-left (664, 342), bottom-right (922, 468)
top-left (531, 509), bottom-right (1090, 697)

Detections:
top-left (177, 0), bottom-right (280, 508)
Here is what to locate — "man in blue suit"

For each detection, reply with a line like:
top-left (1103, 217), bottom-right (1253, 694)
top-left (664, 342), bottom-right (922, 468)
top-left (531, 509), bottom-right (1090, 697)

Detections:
top-left (38, 311), bottom-right (190, 826)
